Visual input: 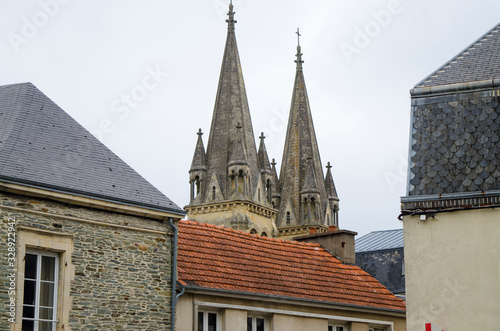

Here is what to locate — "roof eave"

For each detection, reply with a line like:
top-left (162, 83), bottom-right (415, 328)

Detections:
top-left (179, 284), bottom-right (406, 316)
top-left (0, 176), bottom-right (186, 218)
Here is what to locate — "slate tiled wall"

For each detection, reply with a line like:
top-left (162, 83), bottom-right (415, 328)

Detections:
top-left (408, 90), bottom-right (500, 196)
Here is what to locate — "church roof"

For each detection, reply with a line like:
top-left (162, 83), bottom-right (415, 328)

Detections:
top-left (0, 82), bottom-right (185, 215)
top-left (178, 220), bottom-right (406, 312)
top-left (416, 22), bottom-right (500, 87)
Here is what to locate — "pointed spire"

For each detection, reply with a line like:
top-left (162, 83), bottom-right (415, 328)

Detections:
top-left (295, 28), bottom-right (304, 70)
top-left (226, 0), bottom-right (237, 32)
top-left (325, 161), bottom-right (339, 200)
top-left (271, 158), bottom-right (280, 190)
top-left (278, 36), bottom-right (328, 228)
top-left (257, 132), bottom-right (272, 174)
top-left (190, 128), bottom-right (207, 171)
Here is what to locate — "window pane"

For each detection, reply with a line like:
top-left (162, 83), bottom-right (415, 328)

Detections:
top-left (208, 312), bottom-right (217, 331)
top-left (41, 256), bottom-right (56, 281)
top-left (21, 319), bottom-right (34, 331)
top-left (39, 321), bottom-right (53, 331)
top-left (25, 254), bottom-right (37, 279)
top-left (336, 327), bottom-right (344, 331)
top-left (23, 280), bottom-right (36, 306)
top-left (40, 282), bottom-right (55, 307)
top-left (198, 312), bottom-right (204, 331)
top-left (22, 306), bottom-right (35, 318)
top-left (39, 307), bottom-right (53, 320)
top-left (256, 318), bottom-right (264, 331)
top-left (247, 317), bottom-right (253, 331)
top-left (328, 326), bottom-right (333, 331)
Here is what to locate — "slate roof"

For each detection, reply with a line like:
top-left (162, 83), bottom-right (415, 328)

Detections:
top-left (355, 229), bottom-right (404, 253)
top-left (0, 82), bottom-right (184, 215)
top-left (177, 220), bottom-right (406, 312)
top-left (416, 22), bottom-right (500, 87)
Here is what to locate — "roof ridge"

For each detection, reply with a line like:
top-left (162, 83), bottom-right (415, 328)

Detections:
top-left (180, 219), bottom-right (322, 247)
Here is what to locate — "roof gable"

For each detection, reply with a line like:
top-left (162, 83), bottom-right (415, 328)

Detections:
top-left (416, 22), bottom-right (500, 87)
top-left (0, 82), bottom-right (184, 215)
top-left (178, 220), bottom-right (406, 312)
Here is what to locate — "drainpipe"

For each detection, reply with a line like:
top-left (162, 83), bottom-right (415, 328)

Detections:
top-left (168, 217), bottom-right (184, 331)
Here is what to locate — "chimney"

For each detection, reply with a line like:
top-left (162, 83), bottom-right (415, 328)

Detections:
top-left (293, 228), bottom-right (357, 264)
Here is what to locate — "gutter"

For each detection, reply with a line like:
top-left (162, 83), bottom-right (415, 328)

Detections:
top-left (0, 175), bottom-right (186, 216)
top-left (179, 285), bottom-right (406, 316)
top-left (168, 217), bottom-right (185, 331)
top-left (410, 78), bottom-right (500, 97)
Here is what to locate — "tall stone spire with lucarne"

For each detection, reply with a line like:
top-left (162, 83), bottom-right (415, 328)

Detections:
top-left (185, 2), bottom-right (277, 237)
top-left (277, 30), bottom-right (338, 237)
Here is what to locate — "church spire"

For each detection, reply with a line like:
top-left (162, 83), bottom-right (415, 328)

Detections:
top-left (278, 33), bottom-right (330, 229)
top-left (325, 161), bottom-right (340, 227)
top-left (186, 1), bottom-right (277, 234)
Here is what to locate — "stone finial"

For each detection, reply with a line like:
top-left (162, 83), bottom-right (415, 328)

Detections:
top-left (259, 132), bottom-right (265, 140)
top-left (226, 0), bottom-right (237, 32)
top-left (271, 158), bottom-right (277, 167)
top-left (326, 161), bottom-right (332, 170)
top-left (197, 128), bottom-right (203, 137)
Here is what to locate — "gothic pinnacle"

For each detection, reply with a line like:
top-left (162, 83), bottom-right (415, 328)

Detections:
top-left (226, 0), bottom-right (237, 32)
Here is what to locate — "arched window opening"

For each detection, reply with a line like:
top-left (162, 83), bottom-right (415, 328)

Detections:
top-left (212, 186), bottom-right (216, 200)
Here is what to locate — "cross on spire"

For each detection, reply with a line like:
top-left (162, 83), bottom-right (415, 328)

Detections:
top-left (226, 0), bottom-right (237, 32)
top-left (326, 161), bottom-right (332, 170)
top-left (271, 158), bottom-right (277, 167)
top-left (259, 132), bottom-right (266, 140)
top-left (295, 28), bottom-right (304, 69)
top-left (197, 128), bottom-right (203, 137)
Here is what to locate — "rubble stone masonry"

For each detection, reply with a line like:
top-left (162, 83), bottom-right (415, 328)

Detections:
top-left (0, 191), bottom-right (173, 330)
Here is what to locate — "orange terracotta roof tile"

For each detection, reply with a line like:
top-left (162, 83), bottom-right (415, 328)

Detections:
top-left (177, 220), bottom-right (406, 312)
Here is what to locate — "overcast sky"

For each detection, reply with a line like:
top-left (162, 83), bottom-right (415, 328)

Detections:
top-left (1, 0), bottom-right (499, 237)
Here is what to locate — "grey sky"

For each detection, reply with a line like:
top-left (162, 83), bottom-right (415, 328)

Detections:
top-left (1, 0), bottom-right (499, 237)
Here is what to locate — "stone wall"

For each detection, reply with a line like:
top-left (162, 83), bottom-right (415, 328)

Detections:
top-left (0, 191), bottom-right (173, 330)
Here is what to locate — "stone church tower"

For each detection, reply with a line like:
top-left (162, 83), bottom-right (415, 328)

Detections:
top-left (276, 41), bottom-right (339, 238)
top-left (186, 3), bottom-right (339, 238)
top-left (184, 2), bottom-right (278, 237)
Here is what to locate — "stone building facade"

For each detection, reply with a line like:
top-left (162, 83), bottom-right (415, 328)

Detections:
top-left (0, 83), bottom-right (185, 330)
top-left (186, 3), bottom-right (339, 238)
top-left (400, 22), bottom-right (500, 330)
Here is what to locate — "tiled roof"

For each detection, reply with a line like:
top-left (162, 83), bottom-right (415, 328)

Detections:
top-left (355, 229), bottom-right (404, 253)
top-left (416, 22), bottom-right (500, 87)
top-left (177, 220), bottom-right (406, 312)
top-left (0, 82), bottom-right (185, 215)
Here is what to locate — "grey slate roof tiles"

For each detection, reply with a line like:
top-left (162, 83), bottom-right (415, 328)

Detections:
top-left (417, 22), bottom-right (500, 87)
top-left (355, 229), bottom-right (404, 253)
top-left (0, 82), bottom-right (185, 215)
top-left (408, 96), bottom-right (500, 196)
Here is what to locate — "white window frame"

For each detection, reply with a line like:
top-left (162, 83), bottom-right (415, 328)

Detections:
top-left (22, 249), bottom-right (59, 331)
top-left (197, 309), bottom-right (221, 331)
top-left (13, 226), bottom-right (74, 331)
top-left (247, 315), bottom-right (268, 331)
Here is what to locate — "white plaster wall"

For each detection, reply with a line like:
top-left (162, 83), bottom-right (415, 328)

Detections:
top-left (404, 208), bottom-right (500, 330)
